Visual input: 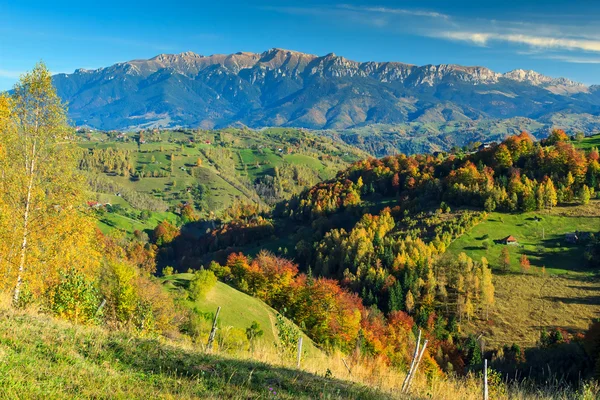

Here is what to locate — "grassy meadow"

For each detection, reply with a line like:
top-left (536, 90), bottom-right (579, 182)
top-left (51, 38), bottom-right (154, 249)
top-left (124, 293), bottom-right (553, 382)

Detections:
top-left (161, 275), bottom-right (321, 356)
top-left (81, 128), bottom-right (364, 236)
top-left (447, 201), bottom-right (600, 346)
top-left (447, 201), bottom-right (600, 275)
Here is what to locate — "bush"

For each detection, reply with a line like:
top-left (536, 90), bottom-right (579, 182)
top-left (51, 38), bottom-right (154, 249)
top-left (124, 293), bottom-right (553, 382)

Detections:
top-left (246, 320), bottom-right (264, 348)
top-left (275, 312), bottom-right (301, 360)
top-left (100, 261), bottom-right (138, 327)
top-left (217, 327), bottom-right (249, 353)
top-left (189, 269), bottom-right (217, 301)
top-left (47, 268), bottom-right (101, 325)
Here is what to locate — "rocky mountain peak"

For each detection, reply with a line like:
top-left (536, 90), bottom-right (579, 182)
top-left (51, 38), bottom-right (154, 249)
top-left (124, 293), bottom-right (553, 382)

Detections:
top-left (52, 48), bottom-right (596, 131)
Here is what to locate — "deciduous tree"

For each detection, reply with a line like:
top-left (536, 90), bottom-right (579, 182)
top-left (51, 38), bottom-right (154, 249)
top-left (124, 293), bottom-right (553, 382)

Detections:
top-left (0, 63), bottom-right (100, 305)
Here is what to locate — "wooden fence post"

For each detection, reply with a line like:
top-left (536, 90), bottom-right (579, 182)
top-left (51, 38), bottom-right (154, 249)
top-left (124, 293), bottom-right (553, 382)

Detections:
top-left (206, 306), bottom-right (221, 352)
top-left (484, 359), bottom-right (489, 400)
top-left (297, 337), bottom-right (303, 368)
top-left (406, 339), bottom-right (428, 391)
top-left (342, 358), bottom-right (352, 376)
top-left (402, 329), bottom-right (422, 392)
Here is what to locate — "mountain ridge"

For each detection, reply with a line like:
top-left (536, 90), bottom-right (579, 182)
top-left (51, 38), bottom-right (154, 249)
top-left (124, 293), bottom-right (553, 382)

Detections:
top-left (52, 48), bottom-right (600, 131)
top-left (64, 48), bottom-right (587, 88)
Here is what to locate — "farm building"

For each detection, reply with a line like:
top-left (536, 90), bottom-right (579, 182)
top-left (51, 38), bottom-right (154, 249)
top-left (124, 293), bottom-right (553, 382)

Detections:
top-left (500, 235), bottom-right (519, 245)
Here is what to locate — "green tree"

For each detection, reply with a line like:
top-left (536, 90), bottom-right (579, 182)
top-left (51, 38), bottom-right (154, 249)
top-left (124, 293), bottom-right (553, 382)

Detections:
top-left (494, 144), bottom-right (513, 168)
top-left (48, 267), bottom-right (101, 325)
top-left (544, 179), bottom-right (558, 209)
top-left (275, 312), bottom-right (301, 360)
top-left (189, 269), bottom-right (217, 300)
top-left (245, 320), bottom-right (264, 350)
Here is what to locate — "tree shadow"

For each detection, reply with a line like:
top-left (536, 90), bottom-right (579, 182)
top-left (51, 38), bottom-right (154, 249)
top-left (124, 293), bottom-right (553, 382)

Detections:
top-left (463, 246), bottom-right (484, 251)
top-left (543, 295), bottom-right (600, 306)
top-left (520, 237), bottom-right (593, 273)
top-left (101, 335), bottom-right (392, 400)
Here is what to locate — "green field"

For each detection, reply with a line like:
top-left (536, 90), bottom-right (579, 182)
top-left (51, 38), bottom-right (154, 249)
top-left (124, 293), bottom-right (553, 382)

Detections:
top-left (575, 133), bottom-right (600, 150)
top-left (81, 128), bottom-right (365, 234)
top-left (95, 208), bottom-right (179, 235)
top-left (447, 202), bottom-right (600, 275)
top-left (449, 202), bottom-right (600, 346)
top-left (162, 275), bottom-right (321, 356)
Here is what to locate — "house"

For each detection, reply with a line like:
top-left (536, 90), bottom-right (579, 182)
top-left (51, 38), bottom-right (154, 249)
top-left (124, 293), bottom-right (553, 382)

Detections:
top-left (478, 143), bottom-right (494, 151)
top-left (501, 235), bottom-right (519, 245)
top-left (565, 233), bottom-right (578, 244)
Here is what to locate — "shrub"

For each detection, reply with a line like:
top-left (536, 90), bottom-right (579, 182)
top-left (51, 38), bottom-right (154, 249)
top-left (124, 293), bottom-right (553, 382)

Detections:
top-left (189, 269), bottom-right (217, 301)
top-left (275, 312), bottom-right (301, 360)
top-left (217, 327), bottom-right (249, 353)
top-left (100, 261), bottom-right (138, 327)
top-left (47, 268), bottom-right (101, 325)
top-left (162, 266), bottom-right (174, 276)
top-left (246, 320), bottom-right (264, 348)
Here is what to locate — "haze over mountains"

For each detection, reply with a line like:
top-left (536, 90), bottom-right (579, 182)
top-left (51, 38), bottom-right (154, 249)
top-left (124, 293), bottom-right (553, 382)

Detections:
top-left (53, 48), bottom-right (600, 133)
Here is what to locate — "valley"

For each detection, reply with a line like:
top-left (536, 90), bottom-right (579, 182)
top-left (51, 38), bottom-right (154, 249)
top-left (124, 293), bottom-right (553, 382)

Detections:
top-left (3, 48), bottom-right (600, 399)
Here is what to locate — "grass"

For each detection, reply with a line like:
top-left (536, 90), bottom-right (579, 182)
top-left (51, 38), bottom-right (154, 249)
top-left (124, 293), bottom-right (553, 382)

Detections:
top-left (448, 202), bottom-right (600, 347)
top-left (161, 276), bottom-right (321, 356)
top-left (574, 134), bottom-right (600, 151)
top-left (0, 307), bottom-right (596, 399)
top-left (95, 208), bottom-right (179, 236)
top-left (467, 273), bottom-right (600, 348)
top-left (447, 202), bottom-right (600, 274)
top-left (0, 311), bottom-right (389, 400)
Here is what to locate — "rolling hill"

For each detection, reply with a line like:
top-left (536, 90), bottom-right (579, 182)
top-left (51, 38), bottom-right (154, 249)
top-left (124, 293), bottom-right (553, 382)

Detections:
top-left (161, 276), bottom-right (321, 356)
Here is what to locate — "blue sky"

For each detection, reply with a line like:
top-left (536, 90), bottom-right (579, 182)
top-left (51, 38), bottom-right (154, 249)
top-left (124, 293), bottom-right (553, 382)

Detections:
top-left (1, 0), bottom-right (600, 90)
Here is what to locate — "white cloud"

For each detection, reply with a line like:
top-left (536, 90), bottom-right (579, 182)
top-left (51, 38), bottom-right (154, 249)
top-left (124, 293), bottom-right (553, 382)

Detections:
top-left (439, 31), bottom-right (600, 53)
top-left (539, 55), bottom-right (600, 64)
top-left (337, 5), bottom-right (450, 20)
top-left (439, 32), bottom-right (492, 46)
top-left (264, 3), bottom-right (600, 67)
top-left (0, 70), bottom-right (22, 79)
top-left (0, 69), bottom-right (23, 79)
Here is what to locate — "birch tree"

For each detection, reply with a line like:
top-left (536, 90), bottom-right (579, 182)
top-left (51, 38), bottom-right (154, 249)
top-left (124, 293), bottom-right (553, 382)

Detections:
top-left (0, 63), bottom-right (99, 305)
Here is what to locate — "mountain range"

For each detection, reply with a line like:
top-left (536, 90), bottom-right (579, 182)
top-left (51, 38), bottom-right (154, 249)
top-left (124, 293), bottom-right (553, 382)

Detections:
top-left (53, 48), bottom-right (600, 135)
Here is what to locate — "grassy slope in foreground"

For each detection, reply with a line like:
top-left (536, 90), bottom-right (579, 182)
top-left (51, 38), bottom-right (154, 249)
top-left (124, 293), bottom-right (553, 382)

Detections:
top-left (0, 312), bottom-right (389, 400)
top-left (161, 276), bottom-right (321, 356)
top-left (446, 202), bottom-right (600, 347)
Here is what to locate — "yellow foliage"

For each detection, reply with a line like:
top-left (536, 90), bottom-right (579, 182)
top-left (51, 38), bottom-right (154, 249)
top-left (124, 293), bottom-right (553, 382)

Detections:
top-left (0, 63), bottom-right (101, 302)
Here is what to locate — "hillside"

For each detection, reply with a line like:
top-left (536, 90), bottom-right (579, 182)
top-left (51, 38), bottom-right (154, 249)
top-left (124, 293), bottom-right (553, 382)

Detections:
top-left (445, 202), bottom-right (600, 347)
top-left (53, 49), bottom-right (600, 143)
top-left (0, 311), bottom-right (390, 400)
top-left (161, 276), bottom-right (321, 356)
top-left (82, 127), bottom-right (365, 235)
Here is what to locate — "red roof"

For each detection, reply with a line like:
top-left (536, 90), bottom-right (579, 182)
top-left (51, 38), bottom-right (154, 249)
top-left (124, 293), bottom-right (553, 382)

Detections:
top-left (504, 235), bottom-right (517, 242)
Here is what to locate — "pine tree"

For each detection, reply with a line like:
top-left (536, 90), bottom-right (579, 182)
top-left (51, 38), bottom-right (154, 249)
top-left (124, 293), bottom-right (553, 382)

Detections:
top-left (580, 184), bottom-right (591, 205)
top-left (544, 179), bottom-right (558, 209)
top-left (405, 290), bottom-right (415, 314)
